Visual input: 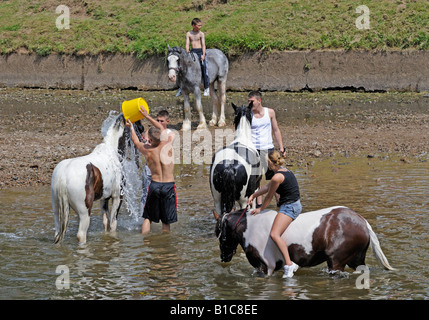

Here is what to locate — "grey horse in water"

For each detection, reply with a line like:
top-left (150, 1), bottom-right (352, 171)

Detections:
top-left (167, 45), bottom-right (229, 131)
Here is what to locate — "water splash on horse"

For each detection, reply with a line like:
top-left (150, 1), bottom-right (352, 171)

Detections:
top-left (51, 111), bottom-right (143, 243)
top-left (102, 111), bottom-right (144, 225)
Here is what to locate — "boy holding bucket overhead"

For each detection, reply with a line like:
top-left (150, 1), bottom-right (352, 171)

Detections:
top-left (126, 106), bottom-right (177, 234)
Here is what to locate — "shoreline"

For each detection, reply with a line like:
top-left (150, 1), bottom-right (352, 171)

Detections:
top-left (1, 89), bottom-right (427, 189)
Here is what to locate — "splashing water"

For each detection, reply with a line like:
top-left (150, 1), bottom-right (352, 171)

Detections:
top-left (101, 110), bottom-right (143, 227)
top-left (120, 145), bottom-right (143, 224)
top-left (101, 110), bottom-right (120, 137)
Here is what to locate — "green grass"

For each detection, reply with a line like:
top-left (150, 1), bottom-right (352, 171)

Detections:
top-left (0, 0), bottom-right (427, 56)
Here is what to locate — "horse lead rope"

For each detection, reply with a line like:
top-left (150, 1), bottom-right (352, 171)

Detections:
top-left (233, 205), bottom-right (249, 231)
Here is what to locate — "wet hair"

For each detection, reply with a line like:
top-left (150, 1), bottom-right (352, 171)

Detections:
top-left (192, 18), bottom-right (202, 26)
top-left (148, 127), bottom-right (161, 145)
top-left (268, 150), bottom-right (286, 167)
top-left (157, 110), bottom-right (170, 120)
top-left (248, 90), bottom-right (262, 100)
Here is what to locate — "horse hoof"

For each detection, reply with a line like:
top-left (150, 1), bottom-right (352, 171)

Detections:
top-left (217, 120), bottom-right (226, 127)
top-left (181, 123), bottom-right (192, 131)
top-left (209, 120), bottom-right (217, 127)
top-left (197, 123), bottom-right (207, 130)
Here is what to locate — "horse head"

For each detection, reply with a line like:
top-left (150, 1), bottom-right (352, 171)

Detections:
top-left (214, 210), bottom-right (247, 263)
top-left (167, 45), bottom-right (185, 83)
top-left (232, 102), bottom-right (253, 130)
top-left (104, 114), bottom-right (144, 162)
top-left (103, 114), bottom-right (125, 146)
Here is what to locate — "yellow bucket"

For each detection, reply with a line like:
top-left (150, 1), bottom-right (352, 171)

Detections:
top-left (121, 98), bottom-right (149, 123)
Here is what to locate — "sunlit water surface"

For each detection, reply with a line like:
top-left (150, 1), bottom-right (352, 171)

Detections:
top-left (1, 156), bottom-right (428, 300)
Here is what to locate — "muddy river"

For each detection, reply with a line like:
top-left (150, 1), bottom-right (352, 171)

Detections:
top-left (0, 89), bottom-right (428, 300)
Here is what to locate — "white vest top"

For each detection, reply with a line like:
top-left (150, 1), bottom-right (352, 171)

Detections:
top-left (251, 107), bottom-right (274, 150)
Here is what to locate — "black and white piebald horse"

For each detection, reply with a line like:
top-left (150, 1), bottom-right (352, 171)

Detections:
top-left (209, 102), bottom-right (262, 215)
top-left (51, 114), bottom-right (143, 244)
top-left (214, 206), bottom-right (395, 276)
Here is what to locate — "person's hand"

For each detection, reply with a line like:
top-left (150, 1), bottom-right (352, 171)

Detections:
top-left (247, 194), bottom-right (255, 206)
top-left (250, 208), bottom-right (261, 215)
top-left (139, 107), bottom-right (148, 118)
top-left (125, 119), bottom-right (132, 128)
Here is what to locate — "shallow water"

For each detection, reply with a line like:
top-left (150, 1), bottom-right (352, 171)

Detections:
top-left (1, 156), bottom-right (428, 300)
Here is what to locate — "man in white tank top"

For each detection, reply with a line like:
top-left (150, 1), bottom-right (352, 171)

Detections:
top-left (248, 91), bottom-right (285, 206)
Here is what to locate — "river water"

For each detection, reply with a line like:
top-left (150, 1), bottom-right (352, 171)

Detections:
top-left (1, 156), bottom-right (428, 300)
top-left (0, 90), bottom-right (428, 300)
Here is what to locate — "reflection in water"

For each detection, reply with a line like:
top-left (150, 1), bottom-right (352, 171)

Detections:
top-left (0, 157), bottom-right (428, 299)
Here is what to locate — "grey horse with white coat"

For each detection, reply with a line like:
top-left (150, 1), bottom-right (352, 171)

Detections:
top-left (167, 45), bottom-right (229, 131)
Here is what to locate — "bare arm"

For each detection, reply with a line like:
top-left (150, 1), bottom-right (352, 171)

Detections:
top-left (139, 107), bottom-right (164, 132)
top-left (249, 174), bottom-right (282, 215)
top-left (185, 32), bottom-right (190, 52)
top-left (126, 119), bottom-right (148, 155)
top-left (201, 32), bottom-right (206, 60)
top-left (269, 108), bottom-right (285, 155)
top-left (248, 183), bottom-right (270, 204)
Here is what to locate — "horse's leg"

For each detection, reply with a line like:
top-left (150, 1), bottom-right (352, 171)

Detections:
top-left (76, 209), bottom-right (90, 244)
top-left (101, 199), bottom-right (109, 231)
top-left (217, 80), bottom-right (227, 127)
top-left (52, 194), bottom-right (61, 241)
top-left (182, 93), bottom-right (192, 131)
top-left (208, 82), bottom-right (219, 126)
top-left (108, 195), bottom-right (121, 232)
top-left (213, 191), bottom-right (222, 216)
top-left (347, 248), bottom-right (368, 270)
top-left (326, 258), bottom-right (346, 272)
top-left (194, 89), bottom-right (207, 130)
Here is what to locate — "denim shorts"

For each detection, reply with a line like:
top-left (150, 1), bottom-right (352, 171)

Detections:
top-left (279, 199), bottom-right (302, 220)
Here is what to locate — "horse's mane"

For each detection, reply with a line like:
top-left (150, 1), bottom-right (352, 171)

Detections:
top-left (233, 104), bottom-right (252, 130)
top-left (168, 46), bottom-right (198, 66)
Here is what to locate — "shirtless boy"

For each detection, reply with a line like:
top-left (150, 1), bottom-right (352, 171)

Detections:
top-left (126, 108), bottom-right (176, 234)
top-left (186, 18), bottom-right (210, 96)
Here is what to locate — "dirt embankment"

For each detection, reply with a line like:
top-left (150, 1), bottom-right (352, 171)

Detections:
top-left (0, 89), bottom-right (428, 189)
top-left (0, 50), bottom-right (428, 92)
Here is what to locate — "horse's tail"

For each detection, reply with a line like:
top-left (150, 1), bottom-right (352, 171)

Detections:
top-left (365, 220), bottom-right (396, 270)
top-left (221, 165), bottom-right (236, 214)
top-left (53, 180), bottom-right (70, 244)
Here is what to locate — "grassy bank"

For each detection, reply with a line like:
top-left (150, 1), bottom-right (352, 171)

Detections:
top-left (0, 0), bottom-right (427, 56)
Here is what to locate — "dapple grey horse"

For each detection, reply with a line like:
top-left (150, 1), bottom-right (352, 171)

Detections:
top-left (167, 45), bottom-right (229, 131)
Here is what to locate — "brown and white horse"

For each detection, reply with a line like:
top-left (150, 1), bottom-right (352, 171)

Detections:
top-left (51, 114), bottom-right (143, 244)
top-left (214, 206), bottom-right (395, 276)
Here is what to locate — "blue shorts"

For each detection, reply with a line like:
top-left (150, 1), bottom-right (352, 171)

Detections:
top-left (279, 199), bottom-right (302, 220)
